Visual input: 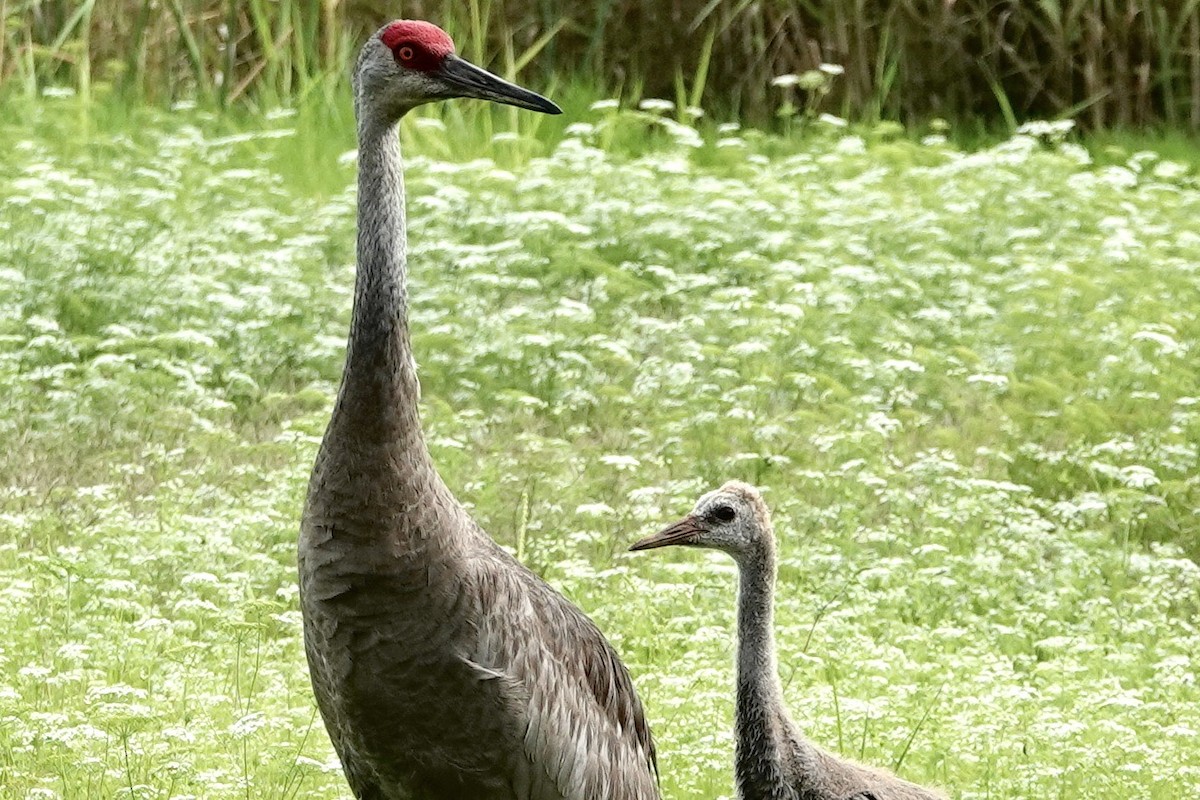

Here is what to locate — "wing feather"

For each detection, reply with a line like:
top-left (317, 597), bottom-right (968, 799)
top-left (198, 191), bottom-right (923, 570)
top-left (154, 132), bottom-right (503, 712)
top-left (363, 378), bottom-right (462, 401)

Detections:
top-left (468, 544), bottom-right (660, 800)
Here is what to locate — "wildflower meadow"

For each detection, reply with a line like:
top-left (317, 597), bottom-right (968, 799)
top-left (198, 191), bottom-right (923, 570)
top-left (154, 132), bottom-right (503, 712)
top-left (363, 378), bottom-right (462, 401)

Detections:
top-left (1, 96), bottom-right (1198, 798)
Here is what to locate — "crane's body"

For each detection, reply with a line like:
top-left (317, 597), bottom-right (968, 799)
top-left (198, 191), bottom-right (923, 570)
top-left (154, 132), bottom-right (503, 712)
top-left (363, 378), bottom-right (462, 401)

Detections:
top-left (300, 22), bottom-right (658, 800)
top-left (632, 483), bottom-right (944, 800)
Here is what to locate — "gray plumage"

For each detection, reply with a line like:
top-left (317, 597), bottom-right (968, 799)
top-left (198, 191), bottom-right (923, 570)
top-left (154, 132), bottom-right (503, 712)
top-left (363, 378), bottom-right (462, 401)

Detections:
top-left (631, 482), bottom-right (945, 800)
top-left (299, 21), bottom-right (658, 800)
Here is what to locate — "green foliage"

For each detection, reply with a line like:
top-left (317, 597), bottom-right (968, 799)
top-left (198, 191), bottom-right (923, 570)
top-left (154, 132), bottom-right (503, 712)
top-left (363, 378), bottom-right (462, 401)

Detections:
top-left (1, 104), bottom-right (1199, 798)
top-left (9, 1), bottom-right (1200, 126)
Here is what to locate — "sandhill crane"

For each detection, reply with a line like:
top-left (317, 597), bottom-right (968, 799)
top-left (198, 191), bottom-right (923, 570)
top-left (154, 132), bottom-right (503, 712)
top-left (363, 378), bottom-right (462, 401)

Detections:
top-left (299, 21), bottom-right (659, 800)
top-left (631, 482), bottom-right (945, 800)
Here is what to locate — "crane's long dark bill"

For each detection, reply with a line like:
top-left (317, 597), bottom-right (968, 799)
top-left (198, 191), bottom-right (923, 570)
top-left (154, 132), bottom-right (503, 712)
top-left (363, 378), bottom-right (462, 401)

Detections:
top-left (439, 54), bottom-right (561, 114)
top-left (629, 516), bottom-right (705, 551)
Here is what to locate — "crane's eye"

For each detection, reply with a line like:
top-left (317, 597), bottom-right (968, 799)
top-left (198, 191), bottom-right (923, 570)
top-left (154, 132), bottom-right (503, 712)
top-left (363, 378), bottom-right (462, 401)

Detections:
top-left (712, 505), bottom-right (736, 522)
top-left (397, 45), bottom-right (415, 62)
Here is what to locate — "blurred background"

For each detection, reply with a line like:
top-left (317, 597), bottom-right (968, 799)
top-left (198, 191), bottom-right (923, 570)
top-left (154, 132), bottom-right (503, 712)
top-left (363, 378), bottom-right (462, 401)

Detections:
top-left (10, 0), bottom-right (1200, 129)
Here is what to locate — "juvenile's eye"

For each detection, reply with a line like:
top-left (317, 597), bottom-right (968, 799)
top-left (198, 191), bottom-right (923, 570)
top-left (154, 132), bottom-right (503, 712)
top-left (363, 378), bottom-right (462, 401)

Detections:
top-left (712, 505), bottom-right (736, 522)
top-left (397, 45), bottom-right (415, 61)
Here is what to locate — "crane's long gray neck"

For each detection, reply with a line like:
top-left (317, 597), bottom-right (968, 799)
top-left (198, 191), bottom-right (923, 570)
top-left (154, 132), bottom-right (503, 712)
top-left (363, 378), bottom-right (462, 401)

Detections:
top-left (734, 542), bottom-right (819, 796)
top-left (330, 107), bottom-right (424, 449)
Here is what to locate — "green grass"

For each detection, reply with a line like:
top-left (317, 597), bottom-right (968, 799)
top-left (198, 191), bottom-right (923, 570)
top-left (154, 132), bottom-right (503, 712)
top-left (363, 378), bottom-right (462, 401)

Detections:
top-left (1, 99), bottom-right (1199, 799)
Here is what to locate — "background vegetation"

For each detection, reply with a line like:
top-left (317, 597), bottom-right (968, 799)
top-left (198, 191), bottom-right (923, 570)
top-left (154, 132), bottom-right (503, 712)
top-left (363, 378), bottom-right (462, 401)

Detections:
top-left (8, 0), bottom-right (1200, 127)
top-left (1, 98), bottom-right (1198, 797)
top-left (3, 1), bottom-right (1199, 798)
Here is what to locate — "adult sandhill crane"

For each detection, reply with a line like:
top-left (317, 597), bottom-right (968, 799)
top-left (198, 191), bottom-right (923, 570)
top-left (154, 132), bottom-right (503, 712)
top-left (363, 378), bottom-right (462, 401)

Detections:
top-left (299, 21), bottom-right (659, 800)
top-left (631, 482), bottom-right (945, 800)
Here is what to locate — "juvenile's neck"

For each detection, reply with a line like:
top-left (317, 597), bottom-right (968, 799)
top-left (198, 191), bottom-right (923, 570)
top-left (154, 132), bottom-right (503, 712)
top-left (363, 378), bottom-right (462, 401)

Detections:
top-left (734, 542), bottom-right (785, 717)
top-left (733, 540), bottom-right (818, 796)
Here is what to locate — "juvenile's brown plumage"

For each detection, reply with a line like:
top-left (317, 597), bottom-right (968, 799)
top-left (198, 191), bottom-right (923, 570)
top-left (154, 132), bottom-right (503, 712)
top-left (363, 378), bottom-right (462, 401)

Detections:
top-left (632, 482), bottom-right (945, 800)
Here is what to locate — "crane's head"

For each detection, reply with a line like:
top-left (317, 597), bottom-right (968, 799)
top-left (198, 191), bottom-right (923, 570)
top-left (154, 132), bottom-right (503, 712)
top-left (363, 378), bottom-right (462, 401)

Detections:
top-left (355, 20), bottom-right (561, 121)
top-left (630, 481), bottom-right (774, 559)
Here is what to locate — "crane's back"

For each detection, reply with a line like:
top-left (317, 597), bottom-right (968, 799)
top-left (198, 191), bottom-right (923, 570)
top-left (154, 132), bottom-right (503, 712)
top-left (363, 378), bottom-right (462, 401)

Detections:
top-left (300, 440), bottom-right (659, 800)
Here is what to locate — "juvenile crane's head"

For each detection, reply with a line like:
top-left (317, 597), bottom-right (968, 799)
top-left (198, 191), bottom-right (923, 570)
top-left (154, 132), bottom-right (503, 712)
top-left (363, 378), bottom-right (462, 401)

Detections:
top-left (630, 481), bottom-right (774, 560)
top-left (355, 20), bottom-right (561, 122)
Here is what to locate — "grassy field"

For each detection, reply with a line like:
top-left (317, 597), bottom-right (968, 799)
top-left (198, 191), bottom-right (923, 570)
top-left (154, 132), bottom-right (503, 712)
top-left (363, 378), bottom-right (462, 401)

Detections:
top-left (1, 97), bottom-right (1199, 799)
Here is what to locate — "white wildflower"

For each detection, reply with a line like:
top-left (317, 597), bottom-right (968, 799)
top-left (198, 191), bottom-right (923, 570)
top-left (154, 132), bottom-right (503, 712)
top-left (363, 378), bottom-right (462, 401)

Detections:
top-left (638, 98), bottom-right (675, 114)
top-left (599, 455), bottom-right (640, 470)
top-left (575, 503), bottom-right (615, 518)
top-left (228, 712), bottom-right (267, 739)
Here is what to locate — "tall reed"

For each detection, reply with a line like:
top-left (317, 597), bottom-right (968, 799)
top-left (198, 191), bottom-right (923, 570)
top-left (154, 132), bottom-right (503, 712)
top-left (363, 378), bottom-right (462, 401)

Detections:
top-left (6, 0), bottom-right (1200, 128)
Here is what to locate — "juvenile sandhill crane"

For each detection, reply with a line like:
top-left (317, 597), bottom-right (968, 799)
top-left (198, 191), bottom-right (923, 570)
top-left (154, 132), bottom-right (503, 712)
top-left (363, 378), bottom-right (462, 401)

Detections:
top-left (299, 21), bottom-right (659, 800)
top-left (631, 482), bottom-right (945, 800)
